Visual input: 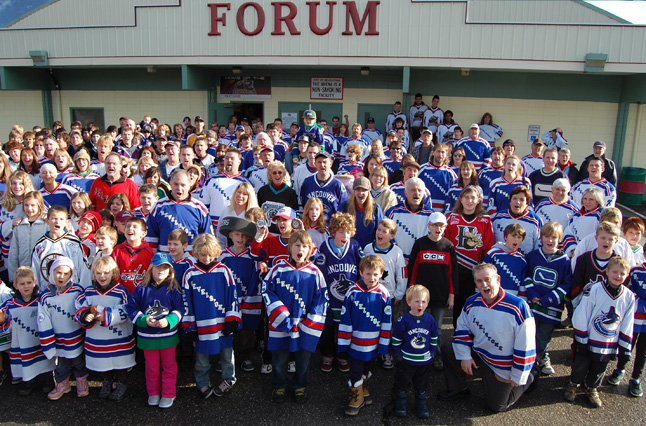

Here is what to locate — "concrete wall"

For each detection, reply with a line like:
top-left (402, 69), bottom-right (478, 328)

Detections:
top-left (0, 91), bottom-right (43, 137)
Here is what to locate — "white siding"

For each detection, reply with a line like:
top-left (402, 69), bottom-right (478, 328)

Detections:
top-left (466, 0), bottom-right (624, 24)
top-left (0, 91), bottom-right (43, 136)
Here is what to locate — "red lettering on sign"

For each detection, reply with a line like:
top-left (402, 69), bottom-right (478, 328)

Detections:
top-left (271, 2), bottom-right (300, 35)
top-left (208, 3), bottom-right (231, 36)
top-left (342, 1), bottom-right (379, 36)
top-left (307, 1), bottom-right (336, 36)
top-left (237, 2), bottom-right (265, 36)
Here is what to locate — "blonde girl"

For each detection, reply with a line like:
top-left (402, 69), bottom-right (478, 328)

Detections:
top-left (69, 192), bottom-right (93, 230)
top-left (106, 193), bottom-right (131, 216)
top-left (369, 166), bottom-right (398, 213)
top-left (302, 197), bottom-right (328, 248)
top-left (133, 157), bottom-right (155, 187)
top-left (8, 191), bottom-right (48, 280)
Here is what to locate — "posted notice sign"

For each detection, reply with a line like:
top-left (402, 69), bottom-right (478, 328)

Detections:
top-left (310, 77), bottom-right (343, 100)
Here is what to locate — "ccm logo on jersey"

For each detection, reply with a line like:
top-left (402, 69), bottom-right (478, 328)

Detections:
top-left (423, 253), bottom-right (446, 261)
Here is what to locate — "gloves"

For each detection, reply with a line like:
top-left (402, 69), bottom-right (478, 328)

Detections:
top-left (222, 320), bottom-right (238, 337)
top-left (576, 343), bottom-right (588, 354)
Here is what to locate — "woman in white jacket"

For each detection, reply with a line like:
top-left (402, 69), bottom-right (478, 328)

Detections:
top-left (8, 191), bottom-right (48, 281)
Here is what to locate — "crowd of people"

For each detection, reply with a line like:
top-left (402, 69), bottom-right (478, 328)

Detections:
top-left (0, 95), bottom-right (643, 419)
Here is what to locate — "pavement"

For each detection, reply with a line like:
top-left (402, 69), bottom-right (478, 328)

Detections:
top-left (0, 322), bottom-right (644, 426)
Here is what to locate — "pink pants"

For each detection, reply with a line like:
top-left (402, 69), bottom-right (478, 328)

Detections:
top-left (144, 347), bottom-right (177, 398)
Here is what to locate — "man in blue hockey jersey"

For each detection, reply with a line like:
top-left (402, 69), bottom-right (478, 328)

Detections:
top-left (299, 151), bottom-right (348, 222)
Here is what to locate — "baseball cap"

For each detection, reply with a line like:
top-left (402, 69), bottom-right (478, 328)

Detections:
top-left (502, 139), bottom-right (516, 147)
top-left (421, 128), bottom-right (432, 135)
top-left (387, 129), bottom-right (397, 136)
top-left (532, 139), bottom-right (544, 146)
top-left (315, 151), bottom-right (332, 160)
top-left (296, 135), bottom-right (311, 143)
top-left (151, 252), bottom-right (173, 267)
top-left (353, 176), bottom-right (371, 191)
top-left (115, 210), bottom-right (133, 223)
top-left (593, 141), bottom-right (607, 149)
top-left (194, 116), bottom-right (205, 123)
top-left (141, 124), bottom-right (152, 133)
top-left (303, 110), bottom-right (316, 119)
top-left (470, 123), bottom-right (479, 130)
top-left (367, 117), bottom-right (375, 123)
top-left (235, 125), bottom-right (245, 132)
top-left (428, 212), bottom-right (447, 225)
top-left (272, 207), bottom-right (297, 221)
top-left (260, 145), bottom-right (273, 153)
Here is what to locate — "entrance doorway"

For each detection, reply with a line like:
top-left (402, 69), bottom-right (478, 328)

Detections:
top-left (232, 103), bottom-right (264, 124)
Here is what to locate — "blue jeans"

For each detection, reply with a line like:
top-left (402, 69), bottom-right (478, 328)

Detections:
top-left (194, 347), bottom-right (235, 389)
top-left (271, 349), bottom-right (311, 390)
top-left (535, 320), bottom-right (555, 365)
top-left (55, 354), bottom-right (87, 382)
top-left (428, 306), bottom-right (446, 356)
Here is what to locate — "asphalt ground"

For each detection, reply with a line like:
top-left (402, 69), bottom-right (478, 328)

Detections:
top-left (0, 318), bottom-right (644, 426)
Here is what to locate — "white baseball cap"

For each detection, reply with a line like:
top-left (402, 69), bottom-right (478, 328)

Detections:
top-left (428, 212), bottom-right (447, 225)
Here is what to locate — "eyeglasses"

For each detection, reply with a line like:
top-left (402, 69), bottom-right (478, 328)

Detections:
top-left (453, 153), bottom-right (464, 157)
top-left (347, 149), bottom-right (356, 153)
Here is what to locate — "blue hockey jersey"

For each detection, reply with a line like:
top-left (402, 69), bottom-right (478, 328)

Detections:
top-left (391, 311), bottom-right (438, 365)
top-left (338, 280), bottom-right (391, 361)
top-left (219, 247), bottom-right (262, 330)
top-left (630, 263), bottom-right (646, 333)
top-left (524, 248), bottom-right (572, 325)
top-left (299, 174), bottom-right (348, 222)
top-left (146, 197), bottom-right (213, 252)
top-left (483, 243), bottom-right (527, 297)
top-left (417, 163), bottom-right (457, 211)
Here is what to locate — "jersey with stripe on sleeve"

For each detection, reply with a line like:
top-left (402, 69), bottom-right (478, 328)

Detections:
top-left (262, 259), bottom-right (329, 352)
top-left (483, 243), bottom-right (527, 297)
top-left (385, 204), bottom-right (435, 259)
top-left (492, 210), bottom-right (543, 256)
top-left (456, 137), bottom-right (492, 171)
top-left (521, 154), bottom-right (543, 176)
top-left (437, 122), bottom-right (458, 145)
top-left (389, 181), bottom-right (432, 209)
top-left (423, 107), bottom-right (444, 134)
top-left (391, 311), bottom-right (438, 365)
top-left (570, 250), bottom-right (618, 307)
top-left (39, 183), bottom-right (77, 211)
top-left (487, 175), bottom-right (532, 215)
top-left (0, 283), bottom-right (12, 352)
top-left (409, 104), bottom-right (428, 130)
top-left (570, 178), bottom-right (616, 208)
top-left (126, 282), bottom-right (184, 350)
top-left (37, 283), bottom-right (85, 360)
top-left (1, 293), bottom-right (55, 381)
top-left (145, 196), bottom-right (213, 253)
top-left (386, 111), bottom-right (408, 132)
top-left (478, 166), bottom-right (504, 206)
top-left (74, 282), bottom-right (136, 372)
top-left (418, 163), bottom-right (457, 211)
top-left (181, 262), bottom-right (241, 355)
top-left (534, 197), bottom-right (579, 230)
top-left (219, 247), bottom-right (262, 330)
top-left (444, 213), bottom-right (495, 269)
top-left (573, 279), bottom-right (635, 361)
top-left (452, 290), bottom-right (536, 385)
top-left (361, 128), bottom-right (383, 144)
top-left (61, 172), bottom-right (100, 194)
top-left (629, 263), bottom-right (646, 333)
top-left (112, 241), bottom-right (155, 293)
top-left (299, 174), bottom-right (348, 222)
top-left (171, 255), bottom-right (195, 285)
top-left (562, 207), bottom-right (602, 256)
top-left (382, 159), bottom-right (402, 177)
top-left (31, 231), bottom-right (92, 291)
top-left (197, 172), bottom-right (251, 228)
top-left (338, 280), bottom-right (391, 361)
top-left (524, 248), bottom-right (572, 325)
top-left (363, 242), bottom-right (407, 302)
top-left (478, 124), bottom-right (504, 147)
top-left (315, 238), bottom-right (362, 324)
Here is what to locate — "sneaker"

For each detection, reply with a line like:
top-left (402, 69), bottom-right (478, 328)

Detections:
top-left (11, 377), bottom-right (21, 385)
top-left (18, 379), bottom-right (35, 396)
top-left (564, 382), bottom-right (578, 402)
top-left (199, 386), bottom-right (214, 399)
top-left (148, 395), bottom-right (161, 406)
top-left (213, 379), bottom-right (235, 397)
top-left (0, 370), bottom-right (6, 386)
top-left (47, 378), bottom-right (71, 401)
top-left (109, 382), bottom-right (128, 401)
top-left (336, 358), bottom-right (350, 373)
top-left (242, 360), bottom-right (254, 372)
top-left (75, 375), bottom-right (89, 398)
top-left (382, 353), bottom-right (394, 370)
top-left (629, 379), bottom-right (643, 397)
top-left (607, 369), bottom-right (625, 386)
top-left (321, 356), bottom-right (333, 373)
top-left (585, 387), bottom-right (602, 408)
top-left (272, 388), bottom-right (287, 404)
top-left (159, 397), bottom-right (175, 408)
top-left (294, 387), bottom-right (307, 404)
top-left (433, 357), bottom-right (444, 372)
top-left (287, 361), bottom-right (296, 374)
top-left (99, 381), bottom-right (113, 399)
top-left (213, 360), bottom-right (222, 373)
top-left (260, 364), bottom-right (273, 375)
top-left (540, 359), bottom-right (555, 376)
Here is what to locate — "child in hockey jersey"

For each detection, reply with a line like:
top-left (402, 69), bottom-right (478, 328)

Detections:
top-left (0, 278), bottom-right (11, 385)
top-left (339, 255), bottom-right (391, 416)
top-left (112, 217), bottom-right (154, 293)
top-left (127, 253), bottom-right (183, 409)
top-left (75, 256), bottom-right (135, 401)
top-left (483, 224), bottom-right (528, 297)
top-left (251, 207), bottom-right (309, 268)
top-left (219, 217), bottom-right (262, 372)
top-left (0, 267), bottom-right (54, 394)
top-left (38, 257), bottom-right (87, 400)
top-left (315, 212), bottom-right (362, 374)
top-left (565, 257), bottom-right (635, 408)
top-left (392, 285), bottom-right (438, 419)
top-left (182, 234), bottom-right (241, 399)
top-left (563, 187), bottom-right (604, 257)
top-left (407, 212), bottom-right (457, 371)
top-left (132, 184), bottom-right (159, 220)
top-left (624, 217), bottom-right (645, 266)
top-left (608, 253), bottom-right (646, 397)
top-left (525, 222), bottom-right (571, 376)
top-left (262, 231), bottom-right (328, 404)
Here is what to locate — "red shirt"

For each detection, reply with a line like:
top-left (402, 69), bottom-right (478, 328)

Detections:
top-left (89, 175), bottom-right (141, 212)
top-left (112, 241), bottom-right (154, 293)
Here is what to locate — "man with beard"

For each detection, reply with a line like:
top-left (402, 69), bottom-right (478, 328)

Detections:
top-left (88, 153), bottom-right (141, 211)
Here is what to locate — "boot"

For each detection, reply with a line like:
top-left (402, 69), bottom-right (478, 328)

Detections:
top-left (76, 374), bottom-right (89, 397)
top-left (362, 375), bottom-right (372, 406)
top-left (415, 390), bottom-right (429, 419)
top-left (47, 377), bottom-right (71, 401)
top-left (394, 390), bottom-right (407, 417)
top-left (345, 384), bottom-right (365, 416)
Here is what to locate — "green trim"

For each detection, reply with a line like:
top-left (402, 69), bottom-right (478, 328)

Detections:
top-left (621, 75), bottom-right (646, 103)
top-left (403, 66), bottom-right (410, 94)
top-left (42, 90), bottom-right (53, 127)
top-left (0, 67), bottom-right (50, 90)
top-left (613, 102), bottom-right (630, 177)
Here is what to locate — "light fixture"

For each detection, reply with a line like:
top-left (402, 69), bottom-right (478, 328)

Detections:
top-left (147, 66), bottom-right (157, 73)
top-left (29, 50), bottom-right (48, 67)
top-left (232, 66), bottom-right (243, 75)
top-left (361, 67), bottom-right (370, 76)
top-left (584, 53), bottom-right (607, 73)
top-left (461, 68), bottom-right (470, 77)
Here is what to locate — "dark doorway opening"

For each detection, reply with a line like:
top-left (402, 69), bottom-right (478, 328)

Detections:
top-left (232, 103), bottom-right (264, 124)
